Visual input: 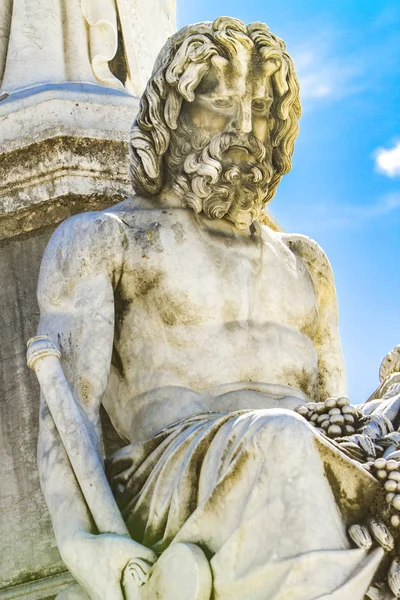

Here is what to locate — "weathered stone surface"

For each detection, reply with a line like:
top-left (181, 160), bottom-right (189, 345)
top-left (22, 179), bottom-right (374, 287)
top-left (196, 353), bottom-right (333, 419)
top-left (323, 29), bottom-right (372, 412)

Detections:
top-left (0, 0), bottom-right (176, 96)
top-left (0, 227), bottom-right (63, 589)
top-left (0, 227), bottom-right (127, 593)
top-left (0, 86), bottom-right (139, 240)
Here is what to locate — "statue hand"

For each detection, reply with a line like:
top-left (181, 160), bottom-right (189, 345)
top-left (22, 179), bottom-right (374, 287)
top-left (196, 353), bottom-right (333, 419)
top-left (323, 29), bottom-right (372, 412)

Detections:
top-left (61, 531), bottom-right (157, 600)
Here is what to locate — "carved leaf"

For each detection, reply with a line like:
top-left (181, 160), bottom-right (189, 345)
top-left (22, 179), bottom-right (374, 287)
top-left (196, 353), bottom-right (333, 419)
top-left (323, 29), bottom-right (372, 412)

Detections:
top-left (388, 558), bottom-right (400, 597)
top-left (369, 519), bottom-right (395, 552)
top-left (380, 346), bottom-right (400, 382)
top-left (348, 524), bottom-right (373, 550)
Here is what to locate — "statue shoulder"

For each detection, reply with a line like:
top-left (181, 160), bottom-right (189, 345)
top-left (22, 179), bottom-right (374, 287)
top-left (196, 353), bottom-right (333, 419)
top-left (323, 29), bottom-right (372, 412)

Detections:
top-left (44, 210), bottom-right (127, 266)
top-left (279, 232), bottom-right (336, 300)
top-left (38, 210), bottom-right (128, 305)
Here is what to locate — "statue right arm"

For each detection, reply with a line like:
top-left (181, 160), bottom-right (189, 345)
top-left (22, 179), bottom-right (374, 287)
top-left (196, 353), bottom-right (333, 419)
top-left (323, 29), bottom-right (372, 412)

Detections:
top-left (36, 212), bottom-right (156, 598)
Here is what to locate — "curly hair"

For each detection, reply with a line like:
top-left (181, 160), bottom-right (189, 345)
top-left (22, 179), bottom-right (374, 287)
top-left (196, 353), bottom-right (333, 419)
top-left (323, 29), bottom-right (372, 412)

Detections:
top-left (129, 16), bottom-right (301, 207)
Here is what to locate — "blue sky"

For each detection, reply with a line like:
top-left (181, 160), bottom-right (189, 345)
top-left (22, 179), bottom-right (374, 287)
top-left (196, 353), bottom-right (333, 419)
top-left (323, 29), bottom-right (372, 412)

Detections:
top-left (178, 1), bottom-right (400, 403)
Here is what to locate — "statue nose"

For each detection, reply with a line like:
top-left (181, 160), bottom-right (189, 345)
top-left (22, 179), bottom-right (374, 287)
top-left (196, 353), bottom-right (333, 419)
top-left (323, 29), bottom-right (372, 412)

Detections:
top-left (231, 101), bottom-right (253, 134)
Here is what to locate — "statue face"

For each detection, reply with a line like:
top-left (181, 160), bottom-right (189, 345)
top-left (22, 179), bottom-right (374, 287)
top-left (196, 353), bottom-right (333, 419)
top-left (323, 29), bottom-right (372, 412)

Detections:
top-left (166, 49), bottom-right (276, 229)
top-left (181, 50), bottom-right (274, 166)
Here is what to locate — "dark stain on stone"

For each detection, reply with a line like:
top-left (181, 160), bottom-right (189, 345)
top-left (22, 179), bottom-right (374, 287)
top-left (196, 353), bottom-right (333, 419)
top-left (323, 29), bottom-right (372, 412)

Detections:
top-left (132, 269), bottom-right (163, 299)
top-left (153, 289), bottom-right (203, 327)
top-left (171, 222), bottom-right (185, 245)
top-left (133, 222), bottom-right (163, 256)
top-left (282, 366), bottom-right (317, 399)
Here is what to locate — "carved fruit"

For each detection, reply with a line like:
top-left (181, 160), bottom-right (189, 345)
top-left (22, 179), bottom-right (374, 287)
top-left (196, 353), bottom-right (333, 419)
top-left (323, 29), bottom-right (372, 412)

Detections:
top-left (385, 479), bottom-right (397, 493)
top-left (327, 424), bottom-right (342, 438)
top-left (317, 413), bottom-right (330, 424)
top-left (337, 396), bottom-right (350, 407)
top-left (369, 519), bottom-right (394, 552)
top-left (388, 558), bottom-right (400, 597)
top-left (342, 405), bottom-right (357, 416)
top-left (344, 414), bottom-right (355, 424)
top-left (295, 405), bottom-right (309, 417)
top-left (344, 425), bottom-right (355, 435)
top-left (391, 515), bottom-right (400, 528)
top-left (325, 398), bottom-right (337, 410)
top-left (330, 414), bottom-right (345, 426)
top-left (387, 460), bottom-right (398, 471)
top-left (348, 524), bottom-right (372, 551)
top-left (374, 458), bottom-right (387, 470)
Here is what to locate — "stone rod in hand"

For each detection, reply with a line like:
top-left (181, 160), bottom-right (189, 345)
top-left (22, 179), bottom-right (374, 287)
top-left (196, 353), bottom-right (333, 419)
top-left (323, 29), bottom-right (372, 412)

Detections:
top-left (26, 335), bottom-right (130, 539)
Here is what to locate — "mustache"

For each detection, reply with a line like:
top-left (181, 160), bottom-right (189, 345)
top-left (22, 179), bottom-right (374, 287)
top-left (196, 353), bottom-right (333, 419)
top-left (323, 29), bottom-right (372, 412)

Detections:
top-left (183, 132), bottom-right (270, 188)
top-left (211, 132), bottom-right (267, 163)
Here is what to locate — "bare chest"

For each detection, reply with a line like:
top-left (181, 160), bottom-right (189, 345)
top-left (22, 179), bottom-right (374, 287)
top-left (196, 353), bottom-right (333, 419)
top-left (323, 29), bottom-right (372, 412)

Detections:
top-left (115, 211), bottom-right (318, 337)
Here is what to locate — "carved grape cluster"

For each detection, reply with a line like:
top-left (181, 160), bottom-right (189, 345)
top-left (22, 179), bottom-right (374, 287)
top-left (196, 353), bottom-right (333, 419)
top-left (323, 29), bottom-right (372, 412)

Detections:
top-left (369, 458), bottom-right (400, 529)
top-left (295, 396), bottom-right (361, 439)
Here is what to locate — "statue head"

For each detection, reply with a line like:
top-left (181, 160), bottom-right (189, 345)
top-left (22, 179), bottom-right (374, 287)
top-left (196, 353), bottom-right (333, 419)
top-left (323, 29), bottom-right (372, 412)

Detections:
top-left (130, 17), bottom-right (301, 228)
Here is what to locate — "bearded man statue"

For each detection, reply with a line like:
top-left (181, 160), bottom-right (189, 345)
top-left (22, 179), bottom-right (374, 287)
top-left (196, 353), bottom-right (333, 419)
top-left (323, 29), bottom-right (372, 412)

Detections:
top-left (30, 16), bottom-right (395, 600)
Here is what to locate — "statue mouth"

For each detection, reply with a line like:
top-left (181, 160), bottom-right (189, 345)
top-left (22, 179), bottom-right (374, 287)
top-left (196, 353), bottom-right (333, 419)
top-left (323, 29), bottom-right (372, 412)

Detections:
top-left (229, 145), bottom-right (250, 154)
top-left (225, 145), bottom-right (255, 164)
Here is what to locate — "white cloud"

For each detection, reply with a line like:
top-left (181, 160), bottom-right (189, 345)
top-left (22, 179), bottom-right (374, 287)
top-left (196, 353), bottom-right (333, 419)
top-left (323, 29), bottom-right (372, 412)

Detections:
top-left (293, 43), bottom-right (365, 103)
top-left (374, 142), bottom-right (400, 177)
top-left (275, 193), bottom-right (400, 233)
top-left (287, 17), bottom-right (397, 109)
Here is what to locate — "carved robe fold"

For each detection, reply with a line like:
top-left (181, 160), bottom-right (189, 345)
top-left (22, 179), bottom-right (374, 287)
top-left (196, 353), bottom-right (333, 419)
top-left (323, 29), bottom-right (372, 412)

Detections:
top-left (108, 407), bottom-right (383, 600)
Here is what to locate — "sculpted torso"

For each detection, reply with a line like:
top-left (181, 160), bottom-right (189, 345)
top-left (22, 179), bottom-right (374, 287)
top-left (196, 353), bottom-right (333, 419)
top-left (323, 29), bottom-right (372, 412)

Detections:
top-left (39, 197), bottom-right (343, 444)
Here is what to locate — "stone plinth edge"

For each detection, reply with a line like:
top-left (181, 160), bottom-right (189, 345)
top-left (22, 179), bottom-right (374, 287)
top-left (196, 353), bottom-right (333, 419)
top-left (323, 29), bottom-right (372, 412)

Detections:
top-left (0, 85), bottom-right (139, 240)
top-left (0, 573), bottom-right (73, 600)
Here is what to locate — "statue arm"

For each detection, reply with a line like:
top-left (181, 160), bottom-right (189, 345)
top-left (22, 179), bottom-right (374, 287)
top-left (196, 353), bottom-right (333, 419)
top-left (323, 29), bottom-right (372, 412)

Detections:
top-left (36, 212), bottom-right (156, 596)
top-left (282, 233), bottom-right (347, 400)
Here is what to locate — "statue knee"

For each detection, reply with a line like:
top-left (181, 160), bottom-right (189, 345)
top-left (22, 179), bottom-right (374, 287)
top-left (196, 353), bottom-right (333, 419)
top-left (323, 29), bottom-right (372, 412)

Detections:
top-left (249, 408), bottom-right (314, 449)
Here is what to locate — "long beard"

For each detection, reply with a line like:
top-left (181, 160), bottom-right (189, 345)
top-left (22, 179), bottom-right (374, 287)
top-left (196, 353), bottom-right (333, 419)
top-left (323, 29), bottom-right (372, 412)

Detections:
top-left (165, 119), bottom-right (273, 229)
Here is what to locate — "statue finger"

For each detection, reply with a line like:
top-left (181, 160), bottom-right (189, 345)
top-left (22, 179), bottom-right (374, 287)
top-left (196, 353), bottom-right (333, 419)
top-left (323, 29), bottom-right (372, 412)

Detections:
top-left (124, 558), bottom-right (153, 586)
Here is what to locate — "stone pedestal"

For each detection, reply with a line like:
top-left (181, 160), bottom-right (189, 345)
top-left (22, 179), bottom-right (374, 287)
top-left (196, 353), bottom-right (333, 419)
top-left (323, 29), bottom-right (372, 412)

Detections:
top-left (0, 83), bottom-right (139, 240)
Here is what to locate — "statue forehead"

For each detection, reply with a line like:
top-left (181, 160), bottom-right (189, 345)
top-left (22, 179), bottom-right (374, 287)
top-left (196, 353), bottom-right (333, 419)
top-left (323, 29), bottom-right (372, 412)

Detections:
top-left (195, 48), bottom-right (275, 98)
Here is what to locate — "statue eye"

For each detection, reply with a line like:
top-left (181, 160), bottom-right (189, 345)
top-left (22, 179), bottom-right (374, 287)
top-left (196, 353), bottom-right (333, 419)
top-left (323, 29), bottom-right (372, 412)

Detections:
top-left (252, 99), bottom-right (270, 113)
top-left (212, 98), bottom-right (234, 109)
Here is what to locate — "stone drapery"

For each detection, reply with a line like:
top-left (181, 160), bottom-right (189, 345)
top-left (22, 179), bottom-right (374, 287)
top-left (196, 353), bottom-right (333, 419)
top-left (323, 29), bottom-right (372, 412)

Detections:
top-left (108, 408), bottom-right (383, 600)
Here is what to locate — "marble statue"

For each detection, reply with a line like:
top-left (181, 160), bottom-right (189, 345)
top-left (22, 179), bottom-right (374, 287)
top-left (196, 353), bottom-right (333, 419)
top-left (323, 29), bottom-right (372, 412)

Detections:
top-left (26, 17), bottom-right (400, 600)
top-left (0, 0), bottom-right (175, 97)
